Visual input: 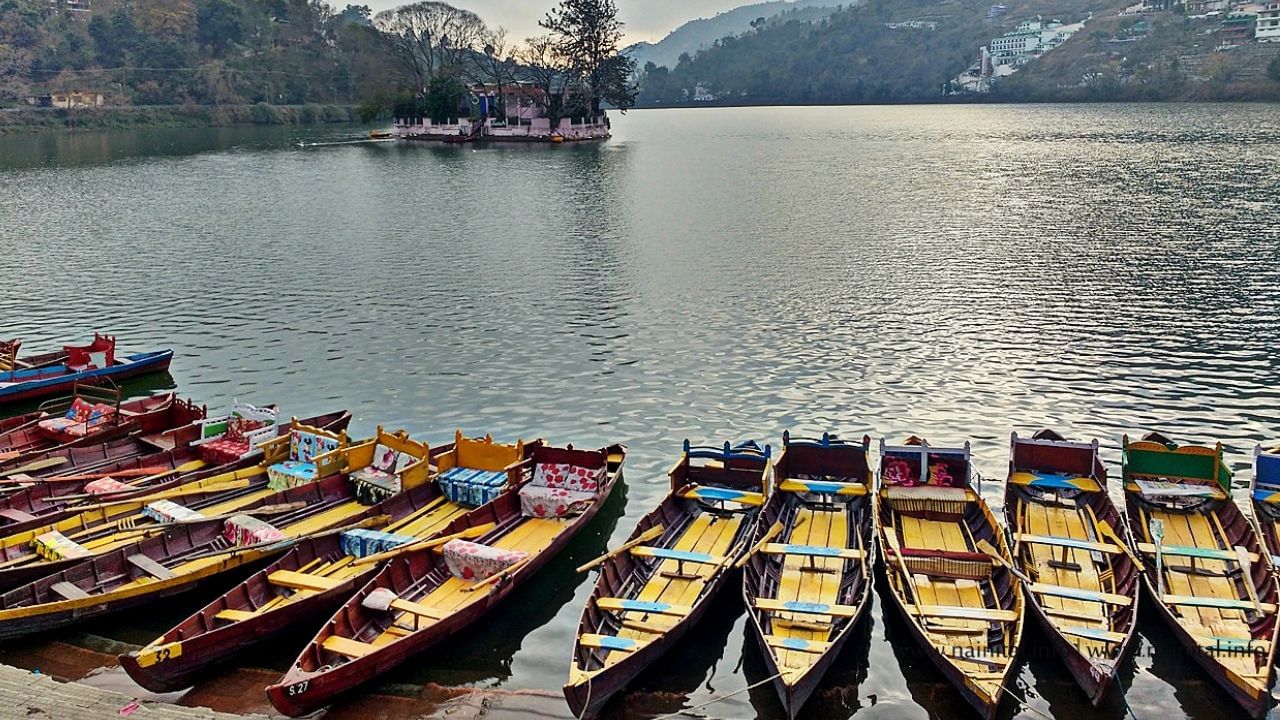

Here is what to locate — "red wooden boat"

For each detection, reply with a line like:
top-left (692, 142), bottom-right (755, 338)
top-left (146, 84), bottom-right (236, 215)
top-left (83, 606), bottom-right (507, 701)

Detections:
top-left (742, 433), bottom-right (875, 720)
top-left (565, 440), bottom-right (769, 719)
top-left (0, 334), bottom-right (173, 407)
top-left (266, 442), bottom-right (626, 717)
top-left (0, 410), bottom-right (351, 541)
top-left (1003, 430), bottom-right (1140, 706)
top-left (0, 387), bottom-right (188, 466)
top-left (120, 462), bottom-right (463, 690)
top-left (0, 471), bottom-right (385, 641)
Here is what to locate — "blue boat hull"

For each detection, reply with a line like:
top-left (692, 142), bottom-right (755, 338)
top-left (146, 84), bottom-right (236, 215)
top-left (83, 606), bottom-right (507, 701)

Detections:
top-left (0, 350), bottom-right (173, 407)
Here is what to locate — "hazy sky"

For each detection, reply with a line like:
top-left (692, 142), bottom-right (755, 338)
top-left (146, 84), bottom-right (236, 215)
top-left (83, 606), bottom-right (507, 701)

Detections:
top-left (361, 1), bottom-right (750, 44)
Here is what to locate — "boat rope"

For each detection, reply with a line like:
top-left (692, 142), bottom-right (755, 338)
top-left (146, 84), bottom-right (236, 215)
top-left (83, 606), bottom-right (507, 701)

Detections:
top-left (650, 671), bottom-right (783, 720)
top-left (998, 685), bottom-right (1053, 720)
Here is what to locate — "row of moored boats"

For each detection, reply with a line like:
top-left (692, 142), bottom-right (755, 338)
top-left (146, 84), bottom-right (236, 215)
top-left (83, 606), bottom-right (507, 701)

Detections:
top-left (1, 337), bottom-right (1279, 718)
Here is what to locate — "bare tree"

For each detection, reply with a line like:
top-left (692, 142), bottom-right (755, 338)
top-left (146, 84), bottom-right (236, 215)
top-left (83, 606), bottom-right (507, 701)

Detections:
top-left (516, 35), bottom-right (575, 132)
top-left (468, 27), bottom-right (515, 118)
top-left (373, 1), bottom-right (488, 98)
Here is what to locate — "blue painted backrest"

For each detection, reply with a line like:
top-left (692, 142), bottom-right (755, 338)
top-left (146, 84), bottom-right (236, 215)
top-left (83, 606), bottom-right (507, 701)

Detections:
top-left (1258, 451), bottom-right (1280, 489)
top-left (683, 439), bottom-right (771, 463)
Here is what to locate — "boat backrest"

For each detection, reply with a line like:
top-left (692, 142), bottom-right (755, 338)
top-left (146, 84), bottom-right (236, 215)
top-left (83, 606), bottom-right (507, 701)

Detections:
top-left (779, 431), bottom-right (871, 484)
top-left (1010, 432), bottom-right (1103, 482)
top-left (672, 440), bottom-right (770, 492)
top-left (0, 339), bottom-right (17, 372)
top-left (286, 418), bottom-right (348, 465)
top-left (1256, 446), bottom-right (1280, 491)
top-left (879, 438), bottom-right (972, 489)
top-left (345, 426), bottom-right (432, 489)
top-left (198, 402), bottom-right (279, 442)
top-left (1122, 435), bottom-right (1229, 491)
top-left (63, 333), bottom-right (116, 369)
top-left (436, 430), bottom-right (524, 473)
top-left (529, 444), bottom-right (608, 493)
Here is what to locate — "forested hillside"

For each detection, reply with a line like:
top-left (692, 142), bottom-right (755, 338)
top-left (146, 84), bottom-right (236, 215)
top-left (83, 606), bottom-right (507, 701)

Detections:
top-left (0, 0), bottom-right (391, 108)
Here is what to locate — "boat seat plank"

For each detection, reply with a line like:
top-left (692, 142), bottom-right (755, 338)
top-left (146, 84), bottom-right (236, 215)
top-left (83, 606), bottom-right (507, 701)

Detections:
top-left (1136, 543), bottom-right (1257, 563)
top-left (1029, 583), bottom-right (1132, 606)
top-left (778, 479), bottom-right (866, 496)
top-left (269, 570), bottom-right (341, 592)
top-left (629, 546), bottom-right (726, 565)
top-left (1162, 594), bottom-right (1276, 613)
top-left (50, 581), bottom-right (89, 600)
top-left (762, 543), bottom-right (864, 560)
top-left (321, 636), bottom-right (375, 659)
top-left (1060, 625), bottom-right (1127, 643)
top-left (763, 635), bottom-right (833, 653)
top-left (581, 634), bottom-right (637, 653)
top-left (215, 609), bottom-right (257, 622)
top-left (1009, 472), bottom-right (1101, 493)
top-left (1015, 533), bottom-right (1122, 555)
top-left (390, 597), bottom-right (445, 620)
top-left (598, 598), bottom-right (692, 617)
top-left (0, 509), bottom-right (37, 523)
top-left (909, 605), bottom-right (1018, 622)
top-left (127, 554), bottom-right (176, 580)
top-left (754, 598), bottom-right (858, 617)
top-left (678, 486), bottom-right (764, 506)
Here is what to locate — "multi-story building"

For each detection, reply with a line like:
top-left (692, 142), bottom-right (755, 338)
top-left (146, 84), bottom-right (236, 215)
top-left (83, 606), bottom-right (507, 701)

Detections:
top-left (49, 0), bottom-right (91, 12)
top-left (1257, 1), bottom-right (1280, 41)
top-left (1219, 13), bottom-right (1257, 44)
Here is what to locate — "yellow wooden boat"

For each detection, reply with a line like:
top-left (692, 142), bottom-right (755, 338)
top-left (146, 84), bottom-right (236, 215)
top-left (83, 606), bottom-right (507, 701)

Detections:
top-left (1004, 430), bottom-right (1140, 705)
top-left (1124, 433), bottom-right (1278, 718)
top-left (565, 440), bottom-right (769, 718)
top-left (742, 432), bottom-right (874, 719)
top-left (876, 437), bottom-right (1023, 720)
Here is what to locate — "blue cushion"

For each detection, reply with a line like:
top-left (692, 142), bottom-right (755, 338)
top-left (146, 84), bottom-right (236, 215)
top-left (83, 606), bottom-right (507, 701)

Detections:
top-left (271, 461), bottom-right (317, 479)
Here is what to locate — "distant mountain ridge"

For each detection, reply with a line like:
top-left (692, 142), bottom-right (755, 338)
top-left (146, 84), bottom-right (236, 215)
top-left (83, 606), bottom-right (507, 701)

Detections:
top-left (625, 0), bottom-right (851, 69)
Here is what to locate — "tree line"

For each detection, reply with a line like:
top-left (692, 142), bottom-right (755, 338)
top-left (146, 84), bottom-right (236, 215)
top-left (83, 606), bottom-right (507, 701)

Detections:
top-left (0, 0), bottom-right (635, 127)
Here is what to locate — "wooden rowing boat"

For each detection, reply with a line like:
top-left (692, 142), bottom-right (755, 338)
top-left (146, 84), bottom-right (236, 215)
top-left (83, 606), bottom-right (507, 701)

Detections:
top-left (1003, 430), bottom-right (1140, 705)
top-left (564, 440), bottom-right (769, 718)
top-left (0, 334), bottom-right (173, 408)
top-left (267, 442), bottom-right (625, 717)
top-left (0, 410), bottom-right (351, 540)
top-left (1123, 433), bottom-right (1278, 718)
top-left (1249, 445), bottom-right (1280, 573)
top-left (876, 437), bottom-right (1023, 720)
top-left (0, 389), bottom-right (192, 466)
top-left (0, 470), bottom-right (385, 641)
top-left (119, 429), bottom-right (466, 691)
top-left (742, 432), bottom-right (874, 720)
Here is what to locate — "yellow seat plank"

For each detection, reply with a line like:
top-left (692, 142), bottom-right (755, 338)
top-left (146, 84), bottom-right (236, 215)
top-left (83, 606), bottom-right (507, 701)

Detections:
top-left (322, 636), bottom-right (376, 658)
top-left (909, 605), bottom-right (1018, 622)
top-left (754, 598), bottom-right (858, 617)
top-left (215, 609), bottom-right (257, 622)
top-left (268, 570), bottom-right (342, 592)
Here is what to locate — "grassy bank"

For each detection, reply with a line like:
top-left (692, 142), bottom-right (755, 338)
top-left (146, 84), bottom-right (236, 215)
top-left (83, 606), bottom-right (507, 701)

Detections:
top-left (0, 103), bottom-right (361, 134)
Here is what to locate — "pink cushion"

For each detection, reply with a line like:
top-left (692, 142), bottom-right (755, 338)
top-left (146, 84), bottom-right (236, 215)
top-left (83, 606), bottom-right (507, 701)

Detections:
top-left (224, 515), bottom-right (285, 547)
top-left (519, 484), bottom-right (594, 518)
top-left (201, 438), bottom-right (250, 465)
top-left (370, 444), bottom-right (400, 473)
top-left (84, 478), bottom-right (133, 495)
top-left (533, 463), bottom-right (603, 493)
top-left (442, 539), bottom-right (527, 581)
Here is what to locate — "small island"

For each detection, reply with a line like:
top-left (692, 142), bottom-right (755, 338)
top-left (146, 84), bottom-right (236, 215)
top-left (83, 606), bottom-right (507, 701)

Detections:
top-left (381, 0), bottom-right (634, 144)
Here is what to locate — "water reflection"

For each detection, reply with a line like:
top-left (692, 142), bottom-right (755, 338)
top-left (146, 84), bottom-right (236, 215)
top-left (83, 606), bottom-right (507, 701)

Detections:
top-left (3, 104), bottom-right (1280, 719)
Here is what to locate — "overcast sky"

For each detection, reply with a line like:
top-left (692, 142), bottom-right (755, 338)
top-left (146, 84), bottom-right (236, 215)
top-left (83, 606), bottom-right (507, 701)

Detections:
top-left (360, 1), bottom-right (750, 44)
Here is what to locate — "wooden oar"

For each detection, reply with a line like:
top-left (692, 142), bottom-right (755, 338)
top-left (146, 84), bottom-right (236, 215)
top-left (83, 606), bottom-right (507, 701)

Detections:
top-left (351, 523), bottom-right (497, 567)
top-left (577, 525), bottom-right (664, 573)
top-left (0, 458), bottom-right (67, 479)
top-left (734, 520), bottom-right (785, 569)
top-left (977, 539), bottom-right (1033, 585)
top-left (65, 479), bottom-right (256, 512)
top-left (38, 466), bottom-right (175, 483)
top-left (1096, 519), bottom-right (1146, 572)
top-left (1236, 545), bottom-right (1265, 614)
top-left (883, 527), bottom-right (924, 616)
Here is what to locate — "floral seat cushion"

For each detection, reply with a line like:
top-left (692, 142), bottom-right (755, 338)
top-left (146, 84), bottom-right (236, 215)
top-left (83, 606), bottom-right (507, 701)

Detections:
top-left (534, 463), bottom-right (604, 493)
top-left (351, 467), bottom-right (401, 505)
top-left (33, 531), bottom-right (91, 561)
top-left (84, 478), bottom-right (133, 495)
top-left (201, 438), bottom-right (252, 466)
top-left (37, 399), bottom-right (115, 438)
top-left (267, 460), bottom-right (318, 491)
top-left (442, 539), bottom-right (528, 581)
top-left (519, 484), bottom-right (595, 519)
top-left (142, 500), bottom-right (204, 524)
top-left (224, 514), bottom-right (285, 547)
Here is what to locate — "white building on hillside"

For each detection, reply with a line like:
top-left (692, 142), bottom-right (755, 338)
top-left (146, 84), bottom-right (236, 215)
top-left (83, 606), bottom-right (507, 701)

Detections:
top-left (988, 18), bottom-right (1085, 67)
top-left (1258, 1), bottom-right (1280, 41)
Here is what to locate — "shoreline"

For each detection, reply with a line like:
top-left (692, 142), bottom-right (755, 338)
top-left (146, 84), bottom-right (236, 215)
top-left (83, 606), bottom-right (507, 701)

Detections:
top-left (0, 104), bottom-right (362, 135)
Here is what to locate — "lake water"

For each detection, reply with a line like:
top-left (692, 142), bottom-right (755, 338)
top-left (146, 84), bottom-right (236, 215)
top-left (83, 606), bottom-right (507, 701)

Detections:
top-left (2, 104), bottom-right (1280, 719)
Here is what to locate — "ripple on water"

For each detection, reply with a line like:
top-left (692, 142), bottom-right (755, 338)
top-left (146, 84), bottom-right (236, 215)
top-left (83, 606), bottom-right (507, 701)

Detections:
top-left (1, 104), bottom-right (1280, 719)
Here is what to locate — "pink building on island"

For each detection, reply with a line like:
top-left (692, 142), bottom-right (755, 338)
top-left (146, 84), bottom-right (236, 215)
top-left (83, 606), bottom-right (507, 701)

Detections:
top-left (394, 83), bottom-right (611, 144)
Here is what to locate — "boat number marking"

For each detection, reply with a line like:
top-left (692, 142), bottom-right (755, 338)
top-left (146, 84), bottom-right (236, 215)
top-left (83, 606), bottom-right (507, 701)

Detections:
top-left (288, 681), bottom-right (310, 696)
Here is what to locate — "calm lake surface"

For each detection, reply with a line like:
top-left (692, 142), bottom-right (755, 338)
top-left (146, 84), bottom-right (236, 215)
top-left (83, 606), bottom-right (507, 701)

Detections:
top-left (2, 104), bottom-right (1280, 719)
